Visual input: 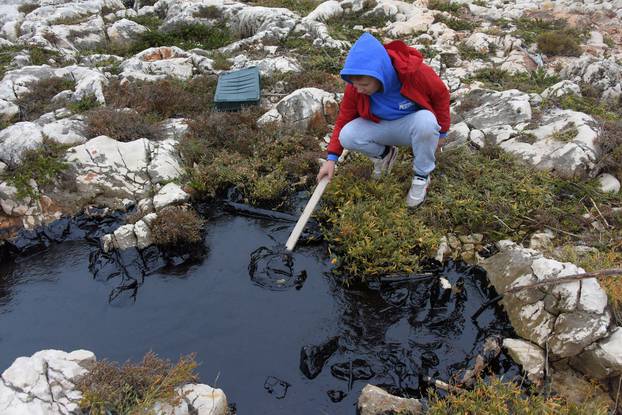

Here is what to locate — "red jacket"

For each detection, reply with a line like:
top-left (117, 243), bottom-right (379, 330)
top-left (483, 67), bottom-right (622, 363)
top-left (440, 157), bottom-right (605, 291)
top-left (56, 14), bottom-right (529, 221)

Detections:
top-left (327, 40), bottom-right (451, 156)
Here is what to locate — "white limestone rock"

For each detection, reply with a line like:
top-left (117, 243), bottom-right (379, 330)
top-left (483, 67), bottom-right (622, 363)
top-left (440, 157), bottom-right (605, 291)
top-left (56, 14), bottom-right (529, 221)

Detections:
top-left (41, 117), bottom-right (88, 146)
top-left (153, 182), bottom-right (189, 211)
top-left (0, 99), bottom-right (19, 121)
top-left (120, 46), bottom-right (214, 82)
top-left (464, 32), bottom-right (496, 54)
top-left (597, 173), bottom-right (620, 194)
top-left (0, 349), bottom-right (95, 415)
top-left (231, 55), bottom-right (301, 77)
top-left (541, 80), bottom-right (582, 100)
top-left (446, 121), bottom-right (470, 147)
top-left (503, 338), bottom-right (545, 383)
top-left (0, 122), bottom-right (44, 168)
top-left (113, 223), bottom-right (138, 251)
top-left (304, 1), bottom-right (343, 22)
top-left (257, 87), bottom-right (339, 132)
top-left (358, 384), bottom-right (423, 415)
top-left (65, 135), bottom-right (152, 206)
top-left (572, 327), bottom-right (622, 379)
top-left (135, 214), bottom-right (155, 249)
top-left (460, 89), bottom-right (532, 130)
top-left (148, 139), bottom-right (183, 184)
top-left (481, 242), bottom-right (612, 359)
top-left (159, 118), bottom-right (188, 141)
top-left (496, 108), bottom-right (599, 178)
top-left (106, 18), bottom-right (148, 46)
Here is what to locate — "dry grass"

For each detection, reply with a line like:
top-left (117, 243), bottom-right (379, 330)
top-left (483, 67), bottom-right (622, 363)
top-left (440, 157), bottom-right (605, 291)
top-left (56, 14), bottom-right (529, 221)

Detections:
top-left (15, 77), bottom-right (75, 121)
top-left (595, 120), bottom-right (622, 179)
top-left (427, 377), bottom-right (610, 414)
top-left (150, 206), bottom-right (204, 248)
top-left (84, 108), bottom-right (161, 142)
top-left (103, 76), bottom-right (217, 119)
top-left (75, 352), bottom-right (198, 415)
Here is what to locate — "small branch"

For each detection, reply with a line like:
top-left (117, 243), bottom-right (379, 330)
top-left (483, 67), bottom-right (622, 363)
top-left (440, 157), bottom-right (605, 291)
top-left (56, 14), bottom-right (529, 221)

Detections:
top-left (504, 269), bottom-right (622, 294)
top-left (493, 214), bottom-right (514, 231)
top-left (590, 197), bottom-right (610, 229)
top-left (422, 376), bottom-right (466, 394)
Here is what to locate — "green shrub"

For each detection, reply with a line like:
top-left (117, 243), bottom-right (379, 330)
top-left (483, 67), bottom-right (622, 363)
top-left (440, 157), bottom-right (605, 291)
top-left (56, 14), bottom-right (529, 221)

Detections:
top-left (325, 9), bottom-right (391, 42)
top-left (457, 42), bottom-right (489, 60)
top-left (129, 15), bottom-right (162, 31)
top-left (514, 16), bottom-right (567, 45)
top-left (557, 94), bottom-right (620, 121)
top-left (67, 95), bottom-right (101, 113)
top-left (1, 139), bottom-right (69, 200)
top-left (537, 30), bottom-right (582, 56)
top-left (427, 377), bottom-right (610, 414)
top-left (15, 77), bottom-right (76, 121)
top-left (179, 109), bottom-right (322, 205)
top-left (193, 5), bottom-right (222, 19)
top-left (263, 69), bottom-right (343, 94)
top-left (150, 206), bottom-right (204, 248)
top-left (470, 67), bottom-right (560, 94)
top-left (280, 36), bottom-right (345, 74)
top-left (84, 107), bottom-right (162, 141)
top-left (320, 146), bottom-right (621, 279)
top-left (434, 14), bottom-right (477, 31)
top-left (17, 3), bottom-right (39, 14)
top-left (75, 352), bottom-right (198, 415)
top-left (427, 0), bottom-right (465, 13)
top-left (132, 22), bottom-right (233, 53)
top-left (248, 0), bottom-right (321, 16)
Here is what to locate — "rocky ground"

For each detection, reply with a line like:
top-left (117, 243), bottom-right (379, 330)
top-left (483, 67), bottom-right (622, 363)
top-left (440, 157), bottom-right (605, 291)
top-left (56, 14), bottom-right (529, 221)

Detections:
top-left (0, 0), bottom-right (621, 413)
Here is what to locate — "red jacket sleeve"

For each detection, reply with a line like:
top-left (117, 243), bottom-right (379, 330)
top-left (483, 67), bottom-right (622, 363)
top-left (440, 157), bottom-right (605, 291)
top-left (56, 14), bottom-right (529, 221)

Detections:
top-left (327, 84), bottom-right (360, 156)
top-left (418, 66), bottom-right (451, 133)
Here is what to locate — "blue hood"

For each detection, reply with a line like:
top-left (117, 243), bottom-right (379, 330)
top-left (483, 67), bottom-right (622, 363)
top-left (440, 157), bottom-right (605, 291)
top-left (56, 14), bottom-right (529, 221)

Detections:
top-left (340, 32), bottom-right (401, 94)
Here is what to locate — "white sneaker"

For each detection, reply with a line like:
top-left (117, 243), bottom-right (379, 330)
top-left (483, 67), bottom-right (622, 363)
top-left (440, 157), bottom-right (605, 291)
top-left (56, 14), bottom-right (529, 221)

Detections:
top-left (406, 175), bottom-right (430, 208)
top-left (371, 146), bottom-right (399, 179)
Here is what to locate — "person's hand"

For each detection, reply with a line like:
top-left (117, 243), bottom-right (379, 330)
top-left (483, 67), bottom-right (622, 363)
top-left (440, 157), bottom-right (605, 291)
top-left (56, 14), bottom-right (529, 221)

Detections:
top-left (317, 160), bottom-right (336, 183)
top-left (436, 136), bottom-right (447, 155)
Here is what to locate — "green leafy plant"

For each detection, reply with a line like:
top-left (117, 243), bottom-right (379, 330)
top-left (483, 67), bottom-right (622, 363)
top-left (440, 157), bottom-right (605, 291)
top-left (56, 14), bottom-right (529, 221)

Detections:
top-left (469, 67), bottom-right (560, 94)
top-left (537, 30), bottom-right (582, 56)
top-left (427, 0), bottom-right (465, 13)
top-left (434, 14), bottom-right (477, 31)
top-left (2, 139), bottom-right (69, 200)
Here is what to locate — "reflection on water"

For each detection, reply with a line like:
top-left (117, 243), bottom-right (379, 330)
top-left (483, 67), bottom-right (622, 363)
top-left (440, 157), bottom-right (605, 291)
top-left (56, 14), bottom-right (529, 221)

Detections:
top-left (0, 211), bottom-right (519, 414)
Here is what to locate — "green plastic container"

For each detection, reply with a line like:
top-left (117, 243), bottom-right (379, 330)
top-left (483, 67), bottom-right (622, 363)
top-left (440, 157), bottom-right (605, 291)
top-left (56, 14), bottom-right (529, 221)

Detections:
top-left (214, 66), bottom-right (261, 111)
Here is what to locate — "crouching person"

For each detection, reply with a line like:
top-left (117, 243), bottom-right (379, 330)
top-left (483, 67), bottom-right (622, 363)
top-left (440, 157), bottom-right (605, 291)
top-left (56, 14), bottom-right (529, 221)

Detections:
top-left (316, 32), bottom-right (450, 208)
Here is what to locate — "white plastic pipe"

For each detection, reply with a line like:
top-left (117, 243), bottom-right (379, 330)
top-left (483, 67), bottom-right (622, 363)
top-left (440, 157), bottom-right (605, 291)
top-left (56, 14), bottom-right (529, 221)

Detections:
top-left (285, 176), bottom-right (330, 252)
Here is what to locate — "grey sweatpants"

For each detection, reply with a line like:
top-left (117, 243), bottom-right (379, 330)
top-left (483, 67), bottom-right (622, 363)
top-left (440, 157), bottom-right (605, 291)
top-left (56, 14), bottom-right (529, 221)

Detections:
top-left (338, 110), bottom-right (441, 177)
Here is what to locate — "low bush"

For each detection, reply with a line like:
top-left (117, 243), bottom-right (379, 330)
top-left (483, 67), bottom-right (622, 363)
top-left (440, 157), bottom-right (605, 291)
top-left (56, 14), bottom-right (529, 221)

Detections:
top-left (427, 0), bottom-right (465, 13)
top-left (248, 0), bottom-right (321, 16)
top-left (470, 67), bottom-right (560, 94)
top-left (456, 42), bottom-right (489, 60)
top-left (193, 5), bottom-right (222, 19)
top-left (556, 94), bottom-right (620, 121)
top-left (132, 22), bottom-right (233, 53)
top-left (434, 14), bottom-right (477, 31)
top-left (263, 69), bottom-right (343, 94)
top-left (15, 77), bottom-right (75, 121)
top-left (595, 120), bottom-right (622, 179)
top-left (280, 35), bottom-right (345, 74)
top-left (75, 352), bottom-right (198, 415)
top-left (325, 9), bottom-right (391, 42)
top-left (103, 76), bottom-right (217, 119)
top-left (17, 3), bottom-right (39, 14)
top-left (179, 109), bottom-right (322, 206)
top-left (84, 107), bottom-right (161, 141)
top-left (514, 16), bottom-right (567, 45)
top-left (150, 206), bottom-right (204, 248)
top-left (537, 30), bottom-right (582, 56)
top-left (1, 139), bottom-right (69, 199)
top-left (320, 146), bottom-right (621, 279)
top-left (427, 377), bottom-right (610, 414)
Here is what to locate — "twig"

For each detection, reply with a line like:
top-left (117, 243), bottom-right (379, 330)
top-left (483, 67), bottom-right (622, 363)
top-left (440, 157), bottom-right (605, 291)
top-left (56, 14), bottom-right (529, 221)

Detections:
top-left (590, 197), bottom-right (611, 229)
top-left (423, 376), bottom-right (466, 394)
top-left (493, 215), bottom-right (514, 231)
top-left (504, 269), bottom-right (622, 294)
top-left (614, 375), bottom-right (621, 414)
top-left (519, 215), bottom-right (582, 238)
